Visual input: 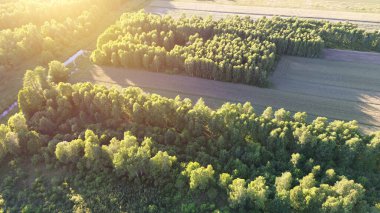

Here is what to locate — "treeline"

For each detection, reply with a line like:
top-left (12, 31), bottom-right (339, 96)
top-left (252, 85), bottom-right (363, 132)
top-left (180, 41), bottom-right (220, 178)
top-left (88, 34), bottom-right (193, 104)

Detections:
top-left (248, 17), bottom-right (380, 53)
top-left (91, 12), bottom-right (323, 86)
top-left (0, 66), bottom-right (378, 211)
top-left (315, 21), bottom-right (380, 52)
top-left (0, 7), bottom-right (98, 70)
top-left (0, 0), bottom-right (88, 30)
top-left (91, 11), bottom-right (380, 86)
top-left (0, 0), bottom-right (128, 74)
top-left (0, 0), bottom-right (124, 29)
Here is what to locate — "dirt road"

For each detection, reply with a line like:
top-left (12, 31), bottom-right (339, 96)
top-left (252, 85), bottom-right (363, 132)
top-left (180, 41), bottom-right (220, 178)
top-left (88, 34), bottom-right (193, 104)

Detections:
top-left (146, 0), bottom-right (380, 30)
top-left (73, 49), bottom-right (380, 133)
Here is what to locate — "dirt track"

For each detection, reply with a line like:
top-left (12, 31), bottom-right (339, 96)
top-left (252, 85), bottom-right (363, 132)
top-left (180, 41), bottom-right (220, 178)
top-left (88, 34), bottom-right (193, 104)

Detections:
top-left (146, 0), bottom-right (380, 30)
top-left (74, 49), bottom-right (380, 133)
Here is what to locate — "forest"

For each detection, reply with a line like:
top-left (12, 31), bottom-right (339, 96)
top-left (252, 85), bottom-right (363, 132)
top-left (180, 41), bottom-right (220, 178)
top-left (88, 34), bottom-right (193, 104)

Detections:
top-left (0, 0), bottom-right (127, 75)
top-left (91, 11), bottom-right (380, 86)
top-left (0, 61), bottom-right (379, 212)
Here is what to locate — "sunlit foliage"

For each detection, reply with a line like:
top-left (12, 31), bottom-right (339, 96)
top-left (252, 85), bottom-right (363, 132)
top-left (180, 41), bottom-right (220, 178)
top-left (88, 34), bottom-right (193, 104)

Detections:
top-left (0, 67), bottom-right (379, 211)
top-left (91, 11), bottom-right (380, 86)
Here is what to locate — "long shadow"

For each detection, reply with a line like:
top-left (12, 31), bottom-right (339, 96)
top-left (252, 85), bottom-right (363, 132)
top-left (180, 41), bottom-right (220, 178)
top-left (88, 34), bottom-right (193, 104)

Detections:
top-left (73, 49), bottom-right (380, 134)
top-left (75, 1), bottom-right (380, 133)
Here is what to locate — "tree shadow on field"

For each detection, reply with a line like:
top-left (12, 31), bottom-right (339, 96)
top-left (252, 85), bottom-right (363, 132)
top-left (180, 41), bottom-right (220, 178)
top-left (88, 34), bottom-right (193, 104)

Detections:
top-left (73, 0), bottom-right (380, 134)
top-left (270, 50), bottom-right (380, 133)
top-left (73, 47), bottom-right (380, 135)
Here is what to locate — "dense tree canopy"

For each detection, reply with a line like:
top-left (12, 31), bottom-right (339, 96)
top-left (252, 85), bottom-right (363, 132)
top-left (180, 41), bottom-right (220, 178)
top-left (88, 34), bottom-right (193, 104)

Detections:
top-left (1, 5), bottom-right (380, 212)
top-left (91, 11), bottom-right (380, 87)
top-left (0, 66), bottom-right (379, 212)
top-left (0, 0), bottom-right (91, 30)
top-left (0, 0), bottom-right (130, 74)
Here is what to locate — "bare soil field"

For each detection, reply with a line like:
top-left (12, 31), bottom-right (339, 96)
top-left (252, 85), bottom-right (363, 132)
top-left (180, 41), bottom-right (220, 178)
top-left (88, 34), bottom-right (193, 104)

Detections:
top-left (322, 49), bottom-right (380, 65)
top-left (72, 49), bottom-right (380, 133)
top-left (146, 0), bottom-right (380, 30)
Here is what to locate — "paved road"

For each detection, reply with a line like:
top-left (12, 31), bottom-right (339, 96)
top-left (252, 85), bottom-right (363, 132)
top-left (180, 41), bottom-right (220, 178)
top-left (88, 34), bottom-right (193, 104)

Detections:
top-left (146, 0), bottom-right (380, 30)
top-left (74, 49), bottom-right (380, 133)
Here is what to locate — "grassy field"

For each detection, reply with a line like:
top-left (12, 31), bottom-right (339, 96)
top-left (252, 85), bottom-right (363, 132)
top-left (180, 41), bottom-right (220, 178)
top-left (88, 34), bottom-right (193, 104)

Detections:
top-left (171, 0), bottom-right (380, 13)
top-left (71, 49), bottom-right (380, 133)
top-left (0, 0), bottom-right (149, 122)
top-left (148, 0), bottom-right (380, 31)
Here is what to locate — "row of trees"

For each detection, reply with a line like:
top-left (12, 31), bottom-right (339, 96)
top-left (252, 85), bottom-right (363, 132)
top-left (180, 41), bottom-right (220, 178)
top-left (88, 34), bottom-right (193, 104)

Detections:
top-left (0, 64), bottom-right (376, 211)
top-left (93, 31), bottom-right (276, 85)
top-left (181, 34), bottom-right (276, 85)
top-left (215, 16), bottom-right (325, 57)
top-left (217, 16), bottom-right (380, 53)
top-left (91, 12), bottom-right (324, 86)
top-left (302, 20), bottom-right (380, 52)
top-left (91, 11), bottom-right (380, 87)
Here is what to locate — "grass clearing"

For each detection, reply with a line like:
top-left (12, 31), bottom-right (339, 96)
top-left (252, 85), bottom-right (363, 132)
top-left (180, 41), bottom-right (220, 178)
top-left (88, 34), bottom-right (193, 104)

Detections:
top-left (148, 0), bottom-right (380, 30)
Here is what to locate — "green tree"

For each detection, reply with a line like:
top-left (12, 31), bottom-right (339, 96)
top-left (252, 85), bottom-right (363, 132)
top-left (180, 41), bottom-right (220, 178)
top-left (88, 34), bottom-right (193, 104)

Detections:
top-left (149, 151), bottom-right (177, 180)
top-left (262, 107), bottom-right (273, 120)
top-left (47, 60), bottom-right (69, 83)
top-left (112, 133), bottom-right (152, 180)
top-left (289, 186), bottom-right (306, 211)
top-left (246, 176), bottom-right (269, 209)
top-left (84, 129), bottom-right (101, 160)
top-left (7, 113), bottom-right (27, 132)
top-left (229, 178), bottom-right (248, 208)
top-left (275, 172), bottom-right (293, 193)
top-left (153, 55), bottom-right (161, 72)
top-left (182, 162), bottom-right (215, 191)
top-left (333, 179), bottom-right (366, 212)
top-left (0, 125), bottom-right (10, 162)
top-left (274, 108), bottom-right (291, 122)
top-left (219, 173), bottom-right (233, 189)
top-left (299, 173), bottom-right (316, 189)
top-left (55, 139), bottom-right (85, 164)
top-left (293, 112), bottom-right (307, 123)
